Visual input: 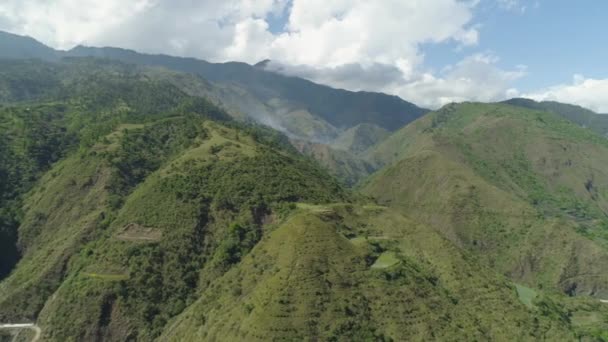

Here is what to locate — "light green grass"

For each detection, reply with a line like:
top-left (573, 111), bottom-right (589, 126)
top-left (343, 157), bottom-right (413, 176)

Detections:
top-left (371, 251), bottom-right (400, 269)
top-left (349, 236), bottom-right (368, 246)
top-left (296, 203), bottom-right (333, 213)
top-left (515, 284), bottom-right (537, 308)
top-left (83, 273), bottom-right (129, 281)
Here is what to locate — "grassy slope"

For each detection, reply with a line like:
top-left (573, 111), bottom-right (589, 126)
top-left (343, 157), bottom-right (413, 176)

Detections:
top-left (504, 98), bottom-right (608, 137)
top-left (161, 204), bottom-right (573, 341)
top-left (363, 102), bottom-right (608, 337)
top-left (0, 154), bottom-right (110, 321)
top-left (1, 107), bottom-right (580, 340)
top-left (365, 104), bottom-right (608, 297)
top-left (363, 104), bottom-right (608, 337)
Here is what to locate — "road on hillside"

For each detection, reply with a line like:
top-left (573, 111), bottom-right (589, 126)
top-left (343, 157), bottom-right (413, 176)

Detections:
top-left (0, 323), bottom-right (41, 342)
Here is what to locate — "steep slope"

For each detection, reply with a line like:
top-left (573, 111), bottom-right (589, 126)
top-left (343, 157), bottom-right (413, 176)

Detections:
top-left (0, 59), bottom-right (231, 282)
top-left (21, 118), bottom-right (347, 341)
top-left (0, 59), bottom-right (352, 340)
top-left (0, 31), bottom-right (429, 134)
top-left (0, 31), bottom-right (430, 186)
top-left (0, 58), bottom-right (590, 341)
top-left (161, 204), bottom-right (573, 341)
top-left (504, 98), bottom-right (608, 137)
top-left (291, 140), bottom-right (375, 186)
top-left (66, 45), bottom-right (428, 132)
top-left (364, 103), bottom-right (608, 299)
top-left (332, 123), bottom-right (391, 155)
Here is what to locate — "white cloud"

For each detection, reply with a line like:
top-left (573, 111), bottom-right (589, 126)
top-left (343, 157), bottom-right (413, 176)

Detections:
top-left (387, 53), bottom-right (526, 108)
top-left (524, 75), bottom-right (608, 113)
top-left (268, 0), bottom-right (479, 69)
top-left (0, 0), bottom-right (154, 49)
top-left (263, 53), bottom-right (526, 109)
top-left (0, 0), bottom-right (287, 57)
top-left (0, 0), bottom-right (478, 64)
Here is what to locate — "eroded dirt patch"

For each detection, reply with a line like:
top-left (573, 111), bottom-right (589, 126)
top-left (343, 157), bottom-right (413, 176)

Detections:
top-left (116, 223), bottom-right (162, 242)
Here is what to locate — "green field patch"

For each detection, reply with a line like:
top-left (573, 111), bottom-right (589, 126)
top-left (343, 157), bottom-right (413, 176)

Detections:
top-left (93, 123), bottom-right (146, 152)
top-left (362, 204), bottom-right (389, 211)
top-left (350, 236), bottom-right (395, 247)
top-left (515, 284), bottom-right (537, 308)
top-left (165, 122), bottom-right (257, 174)
top-left (296, 203), bottom-right (333, 214)
top-left (371, 251), bottom-right (400, 269)
top-left (349, 236), bottom-right (368, 246)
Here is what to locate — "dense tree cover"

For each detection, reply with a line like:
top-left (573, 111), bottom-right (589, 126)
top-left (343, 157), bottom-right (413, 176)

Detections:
top-left (0, 59), bottom-right (231, 280)
top-left (95, 118), bottom-right (349, 338)
top-left (0, 57), bottom-right (353, 340)
top-left (0, 60), bottom-right (61, 102)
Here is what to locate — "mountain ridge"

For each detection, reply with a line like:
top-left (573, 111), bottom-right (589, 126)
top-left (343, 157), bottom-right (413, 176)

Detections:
top-left (0, 30), bottom-right (429, 134)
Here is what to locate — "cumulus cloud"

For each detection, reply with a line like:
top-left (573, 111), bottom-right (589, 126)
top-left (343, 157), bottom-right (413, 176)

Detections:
top-left (263, 61), bottom-right (406, 91)
top-left (0, 0), bottom-right (479, 64)
top-left (268, 0), bottom-right (479, 69)
top-left (386, 54), bottom-right (526, 108)
top-left (0, 0), bottom-right (154, 49)
top-left (0, 0), bottom-right (529, 108)
top-left (0, 0), bottom-right (287, 58)
top-left (524, 75), bottom-right (608, 113)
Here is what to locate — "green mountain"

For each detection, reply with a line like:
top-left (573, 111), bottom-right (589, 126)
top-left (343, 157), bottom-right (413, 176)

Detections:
top-left (65, 45), bottom-right (428, 133)
top-left (0, 31), bottom-right (428, 135)
top-left (363, 102), bottom-right (608, 338)
top-left (1, 33), bottom-right (608, 341)
top-left (365, 102), bottom-right (608, 291)
top-left (0, 58), bottom-right (601, 341)
top-left (0, 31), bottom-right (59, 61)
top-left (0, 59), bottom-right (351, 339)
top-left (504, 98), bottom-right (608, 137)
top-left (0, 30), bottom-right (428, 186)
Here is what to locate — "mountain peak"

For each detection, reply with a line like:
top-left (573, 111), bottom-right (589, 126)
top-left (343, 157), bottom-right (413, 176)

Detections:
top-left (0, 30), bottom-right (58, 60)
top-left (254, 59), bottom-right (271, 68)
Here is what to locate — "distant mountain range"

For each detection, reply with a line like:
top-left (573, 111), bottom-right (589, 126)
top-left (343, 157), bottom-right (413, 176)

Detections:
top-left (0, 30), bottom-right (428, 135)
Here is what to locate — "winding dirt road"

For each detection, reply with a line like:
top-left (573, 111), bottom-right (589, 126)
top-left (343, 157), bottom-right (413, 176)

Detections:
top-left (0, 323), bottom-right (41, 342)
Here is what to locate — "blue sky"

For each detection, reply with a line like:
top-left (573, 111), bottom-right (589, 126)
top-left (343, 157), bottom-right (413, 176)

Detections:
top-left (0, 0), bottom-right (606, 110)
top-left (470, 0), bottom-right (607, 91)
